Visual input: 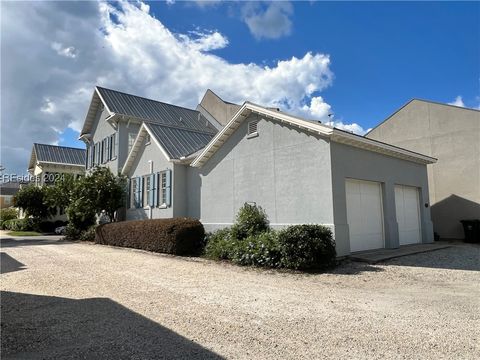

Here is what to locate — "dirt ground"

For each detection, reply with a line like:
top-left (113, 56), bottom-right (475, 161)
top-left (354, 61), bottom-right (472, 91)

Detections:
top-left (1, 233), bottom-right (479, 359)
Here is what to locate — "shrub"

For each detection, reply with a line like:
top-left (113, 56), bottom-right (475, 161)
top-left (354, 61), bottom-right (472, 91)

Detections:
top-left (277, 225), bottom-right (336, 270)
top-left (64, 223), bottom-right (81, 240)
top-left (204, 228), bottom-right (235, 260)
top-left (95, 218), bottom-right (205, 256)
top-left (0, 208), bottom-right (18, 222)
top-left (3, 218), bottom-right (36, 232)
top-left (231, 203), bottom-right (269, 240)
top-left (231, 232), bottom-right (281, 268)
top-left (79, 226), bottom-right (97, 241)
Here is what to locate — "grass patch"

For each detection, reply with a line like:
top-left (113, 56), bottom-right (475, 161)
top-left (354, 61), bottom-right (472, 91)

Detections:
top-left (7, 231), bottom-right (42, 237)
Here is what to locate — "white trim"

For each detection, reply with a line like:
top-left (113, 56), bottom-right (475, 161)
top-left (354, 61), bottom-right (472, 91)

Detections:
top-left (121, 123), bottom-right (172, 176)
top-left (37, 161), bottom-right (85, 168)
top-left (191, 102), bottom-right (437, 168)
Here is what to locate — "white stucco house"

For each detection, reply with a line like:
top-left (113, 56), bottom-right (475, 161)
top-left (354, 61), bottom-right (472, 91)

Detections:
top-left (80, 86), bottom-right (437, 256)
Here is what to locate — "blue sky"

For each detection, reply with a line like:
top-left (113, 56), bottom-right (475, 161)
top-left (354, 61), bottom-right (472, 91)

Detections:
top-left (153, 1), bottom-right (479, 126)
top-left (1, 1), bottom-right (479, 174)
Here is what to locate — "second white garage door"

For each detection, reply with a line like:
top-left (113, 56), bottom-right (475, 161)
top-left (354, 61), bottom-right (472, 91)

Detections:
top-left (346, 179), bottom-right (384, 252)
top-left (395, 185), bottom-right (422, 245)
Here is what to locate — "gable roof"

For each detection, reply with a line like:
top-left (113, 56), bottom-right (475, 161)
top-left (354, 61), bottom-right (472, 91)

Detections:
top-left (366, 98), bottom-right (480, 136)
top-left (121, 122), bottom-right (215, 175)
top-left (28, 143), bottom-right (86, 170)
top-left (80, 86), bottom-right (216, 139)
top-left (191, 102), bottom-right (437, 168)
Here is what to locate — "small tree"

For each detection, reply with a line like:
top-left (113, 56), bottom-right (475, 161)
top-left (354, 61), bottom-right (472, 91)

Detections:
top-left (14, 185), bottom-right (54, 219)
top-left (45, 173), bottom-right (76, 210)
top-left (88, 167), bottom-right (126, 222)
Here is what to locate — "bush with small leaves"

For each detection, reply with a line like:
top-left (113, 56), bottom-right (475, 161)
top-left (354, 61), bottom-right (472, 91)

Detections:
top-left (277, 225), bottom-right (336, 270)
top-left (230, 203), bottom-right (269, 240)
top-left (231, 231), bottom-right (281, 268)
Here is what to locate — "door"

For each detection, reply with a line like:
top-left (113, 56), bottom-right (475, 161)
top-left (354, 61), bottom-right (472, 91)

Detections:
top-left (395, 185), bottom-right (422, 245)
top-left (346, 179), bottom-right (385, 252)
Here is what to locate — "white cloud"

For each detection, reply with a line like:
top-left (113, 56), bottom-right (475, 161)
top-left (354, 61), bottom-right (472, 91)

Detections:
top-left (51, 42), bottom-right (78, 58)
top-left (242, 2), bottom-right (293, 40)
top-left (178, 30), bottom-right (229, 51)
top-left (1, 0), bottom-right (337, 174)
top-left (448, 95), bottom-right (465, 107)
top-left (40, 98), bottom-right (57, 114)
top-left (325, 121), bottom-right (369, 136)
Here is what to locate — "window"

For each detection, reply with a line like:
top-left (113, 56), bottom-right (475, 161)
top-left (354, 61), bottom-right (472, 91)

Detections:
top-left (143, 175), bottom-right (151, 208)
top-left (247, 120), bottom-right (259, 137)
top-left (104, 137), bottom-right (110, 163)
top-left (109, 133), bottom-right (117, 159)
top-left (89, 144), bottom-right (94, 168)
top-left (129, 170), bottom-right (171, 209)
top-left (128, 132), bottom-right (137, 153)
top-left (130, 177), bottom-right (143, 209)
top-left (85, 147), bottom-right (90, 169)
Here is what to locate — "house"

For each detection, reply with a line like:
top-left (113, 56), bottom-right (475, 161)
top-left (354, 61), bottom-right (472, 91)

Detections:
top-left (28, 143), bottom-right (86, 186)
top-left (81, 87), bottom-right (437, 256)
top-left (27, 143), bottom-right (86, 220)
top-left (0, 181), bottom-right (28, 209)
top-left (366, 100), bottom-right (480, 240)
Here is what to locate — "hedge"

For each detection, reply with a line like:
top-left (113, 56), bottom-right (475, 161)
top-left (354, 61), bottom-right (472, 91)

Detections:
top-left (95, 218), bottom-right (205, 256)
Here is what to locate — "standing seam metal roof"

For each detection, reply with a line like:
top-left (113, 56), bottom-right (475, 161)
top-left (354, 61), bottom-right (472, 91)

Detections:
top-left (96, 86), bottom-right (216, 134)
top-left (146, 124), bottom-right (215, 159)
top-left (34, 144), bottom-right (86, 165)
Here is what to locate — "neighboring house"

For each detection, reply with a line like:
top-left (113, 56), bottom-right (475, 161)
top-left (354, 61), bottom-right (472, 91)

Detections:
top-left (0, 181), bottom-right (26, 208)
top-left (82, 86), bottom-right (437, 256)
top-left (28, 143), bottom-right (86, 220)
top-left (366, 100), bottom-right (480, 239)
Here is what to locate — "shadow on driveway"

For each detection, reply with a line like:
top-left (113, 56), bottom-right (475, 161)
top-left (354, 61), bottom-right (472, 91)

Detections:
top-left (0, 236), bottom-right (71, 249)
top-left (382, 244), bottom-right (480, 271)
top-left (1, 291), bottom-right (223, 359)
top-left (0, 253), bottom-right (26, 274)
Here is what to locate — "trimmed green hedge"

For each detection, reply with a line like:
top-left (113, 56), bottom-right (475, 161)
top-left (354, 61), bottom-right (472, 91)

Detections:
top-left (95, 218), bottom-right (205, 256)
top-left (2, 218), bottom-right (35, 232)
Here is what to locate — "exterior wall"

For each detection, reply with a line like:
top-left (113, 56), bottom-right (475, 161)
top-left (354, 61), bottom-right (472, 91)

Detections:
top-left (126, 138), bottom-right (178, 220)
top-left (188, 114), bottom-right (335, 233)
top-left (31, 163), bottom-right (84, 186)
top-left (330, 142), bottom-right (434, 256)
top-left (89, 106), bottom-right (141, 175)
top-left (367, 100), bottom-right (480, 239)
top-left (199, 90), bottom-right (240, 126)
top-left (0, 195), bottom-right (14, 209)
top-left (90, 106), bottom-right (119, 174)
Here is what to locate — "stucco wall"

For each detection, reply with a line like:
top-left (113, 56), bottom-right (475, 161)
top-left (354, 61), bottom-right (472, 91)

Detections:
top-left (126, 137), bottom-right (175, 220)
top-left (188, 114), bottom-right (335, 232)
top-left (367, 100), bottom-right (480, 238)
top-left (90, 107), bottom-right (119, 174)
top-left (330, 141), bottom-right (434, 256)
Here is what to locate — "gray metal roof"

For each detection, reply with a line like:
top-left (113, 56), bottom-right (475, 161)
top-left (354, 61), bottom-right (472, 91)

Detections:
top-left (96, 86), bottom-right (216, 134)
top-left (146, 123), bottom-right (215, 159)
top-left (34, 144), bottom-right (86, 166)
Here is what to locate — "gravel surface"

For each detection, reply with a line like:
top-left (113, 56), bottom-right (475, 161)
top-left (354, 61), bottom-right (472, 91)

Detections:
top-left (1, 234), bottom-right (479, 359)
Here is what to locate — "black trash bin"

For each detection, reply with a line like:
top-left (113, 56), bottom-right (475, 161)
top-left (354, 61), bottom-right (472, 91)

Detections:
top-left (460, 220), bottom-right (480, 243)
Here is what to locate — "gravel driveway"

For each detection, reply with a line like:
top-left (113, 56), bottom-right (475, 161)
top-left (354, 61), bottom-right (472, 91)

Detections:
top-left (1, 234), bottom-right (479, 359)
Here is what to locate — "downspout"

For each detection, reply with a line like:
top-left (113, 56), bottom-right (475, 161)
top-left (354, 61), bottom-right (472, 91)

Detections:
top-left (148, 160), bottom-right (153, 219)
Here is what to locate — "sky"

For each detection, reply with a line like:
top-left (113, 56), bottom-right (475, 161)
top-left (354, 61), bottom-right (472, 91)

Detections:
top-left (1, 1), bottom-right (479, 175)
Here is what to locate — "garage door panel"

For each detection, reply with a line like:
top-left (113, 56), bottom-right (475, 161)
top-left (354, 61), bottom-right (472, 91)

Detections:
top-left (395, 185), bottom-right (421, 245)
top-left (346, 179), bottom-right (384, 252)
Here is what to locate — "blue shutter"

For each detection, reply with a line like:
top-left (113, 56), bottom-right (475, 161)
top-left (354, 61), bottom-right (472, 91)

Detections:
top-left (138, 177), bottom-right (143, 208)
top-left (134, 177), bottom-right (140, 208)
top-left (165, 169), bottom-right (172, 207)
top-left (148, 174), bottom-right (155, 207)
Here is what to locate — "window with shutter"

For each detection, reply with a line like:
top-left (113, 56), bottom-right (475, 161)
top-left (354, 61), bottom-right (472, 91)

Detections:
top-left (165, 169), bottom-right (172, 207)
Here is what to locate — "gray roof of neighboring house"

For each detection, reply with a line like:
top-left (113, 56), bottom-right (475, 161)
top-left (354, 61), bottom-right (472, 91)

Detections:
top-left (96, 86), bottom-right (216, 134)
top-left (0, 180), bottom-right (30, 196)
top-left (146, 123), bottom-right (215, 159)
top-left (33, 144), bottom-right (86, 166)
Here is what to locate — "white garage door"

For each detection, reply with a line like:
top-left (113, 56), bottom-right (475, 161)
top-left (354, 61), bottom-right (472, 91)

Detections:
top-left (346, 179), bottom-right (384, 252)
top-left (395, 185), bottom-right (422, 245)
